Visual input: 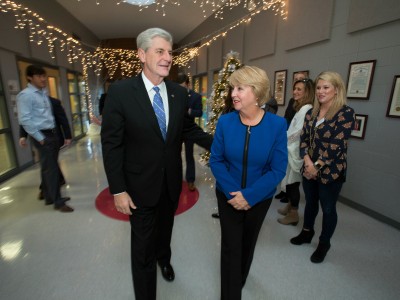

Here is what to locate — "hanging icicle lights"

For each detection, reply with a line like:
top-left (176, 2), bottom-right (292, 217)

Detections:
top-left (1, 0), bottom-right (287, 78)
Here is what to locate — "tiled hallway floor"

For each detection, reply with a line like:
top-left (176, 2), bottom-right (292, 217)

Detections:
top-left (0, 134), bottom-right (399, 300)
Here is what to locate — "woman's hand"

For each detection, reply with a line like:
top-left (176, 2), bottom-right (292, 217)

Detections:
top-left (303, 157), bottom-right (318, 180)
top-left (228, 191), bottom-right (251, 210)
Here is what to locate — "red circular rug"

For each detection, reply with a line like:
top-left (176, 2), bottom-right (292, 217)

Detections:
top-left (95, 181), bottom-right (199, 221)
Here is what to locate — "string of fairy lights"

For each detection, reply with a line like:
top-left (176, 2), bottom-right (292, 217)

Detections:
top-left (1, 0), bottom-right (287, 120)
top-left (0, 0), bottom-right (83, 63)
top-left (173, 0), bottom-right (287, 66)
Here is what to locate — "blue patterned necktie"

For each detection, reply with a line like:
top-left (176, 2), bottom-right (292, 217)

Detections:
top-left (152, 86), bottom-right (167, 140)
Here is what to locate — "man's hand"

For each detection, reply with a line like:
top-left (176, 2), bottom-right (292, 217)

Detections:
top-left (114, 192), bottom-right (137, 215)
top-left (64, 139), bottom-right (72, 146)
top-left (19, 137), bottom-right (27, 147)
top-left (228, 191), bottom-right (251, 211)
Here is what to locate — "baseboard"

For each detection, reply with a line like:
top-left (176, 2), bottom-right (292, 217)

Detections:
top-left (339, 195), bottom-right (400, 230)
top-left (0, 161), bottom-right (35, 184)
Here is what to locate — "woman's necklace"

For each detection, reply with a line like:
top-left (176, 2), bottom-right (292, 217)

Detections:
top-left (309, 109), bottom-right (327, 157)
top-left (240, 109), bottom-right (264, 134)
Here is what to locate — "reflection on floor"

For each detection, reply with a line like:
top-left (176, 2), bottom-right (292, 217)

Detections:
top-left (0, 135), bottom-right (399, 300)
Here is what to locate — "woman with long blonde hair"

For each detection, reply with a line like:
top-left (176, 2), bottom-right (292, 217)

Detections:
top-left (290, 71), bottom-right (355, 263)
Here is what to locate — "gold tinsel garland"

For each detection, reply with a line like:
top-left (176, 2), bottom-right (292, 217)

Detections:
top-left (200, 51), bottom-right (242, 164)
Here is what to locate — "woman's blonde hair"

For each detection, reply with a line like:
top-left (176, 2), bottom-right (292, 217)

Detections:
top-left (312, 71), bottom-right (347, 120)
top-left (229, 65), bottom-right (270, 106)
top-left (293, 78), bottom-right (315, 111)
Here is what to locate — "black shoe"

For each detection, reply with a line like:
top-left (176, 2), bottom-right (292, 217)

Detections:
top-left (38, 190), bottom-right (44, 200)
top-left (310, 242), bottom-right (331, 263)
top-left (290, 229), bottom-right (315, 245)
top-left (280, 197), bottom-right (289, 203)
top-left (275, 191), bottom-right (286, 199)
top-left (211, 213), bottom-right (220, 219)
top-left (160, 264), bottom-right (175, 282)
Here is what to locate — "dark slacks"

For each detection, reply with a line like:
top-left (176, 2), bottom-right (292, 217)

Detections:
top-left (184, 139), bottom-right (195, 183)
top-left (286, 181), bottom-right (301, 208)
top-left (129, 176), bottom-right (176, 300)
top-left (302, 178), bottom-right (343, 244)
top-left (216, 189), bottom-right (271, 300)
top-left (32, 132), bottom-right (63, 208)
top-left (39, 148), bottom-right (65, 190)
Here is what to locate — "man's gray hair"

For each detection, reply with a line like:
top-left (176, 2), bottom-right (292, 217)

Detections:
top-left (137, 28), bottom-right (173, 51)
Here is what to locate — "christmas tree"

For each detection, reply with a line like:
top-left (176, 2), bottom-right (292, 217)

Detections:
top-left (200, 51), bottom-right (242, 163)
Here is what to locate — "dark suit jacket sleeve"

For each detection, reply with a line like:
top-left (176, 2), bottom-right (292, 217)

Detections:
top-left (182, 113), bottom-right (213, 151)
top-left (99, 93), bottom-right (107, 115)
top-left (189, 91), bottom-right (203, 118)
top-left (20, 125), bottom-right (28, 138)
top-left (50, 97), bottom-right (72, 140)
top-left (100, 84), bottom-right (127, 194)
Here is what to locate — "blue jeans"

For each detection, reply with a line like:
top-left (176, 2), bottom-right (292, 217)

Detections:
top-left (302, 178), bottom-right (343, 244)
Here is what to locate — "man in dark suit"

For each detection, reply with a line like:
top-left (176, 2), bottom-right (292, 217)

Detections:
top-left (175, 73), bottom-right (203, 191)
top-left (101, 28), bottom-right (212, 300)
top-left (19, 96), bottom-right (72, 200)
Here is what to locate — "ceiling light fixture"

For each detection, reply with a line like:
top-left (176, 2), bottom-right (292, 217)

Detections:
top-left (123, 0), bottom-right (156, 6)
top-left (78, 1), bottom-right (287, 19)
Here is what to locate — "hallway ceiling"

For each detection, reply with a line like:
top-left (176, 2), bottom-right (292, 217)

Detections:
top-left (56, 0), bottom-right (215, 43)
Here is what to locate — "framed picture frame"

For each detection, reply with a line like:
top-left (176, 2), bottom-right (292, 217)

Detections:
top-left (351, 114), bottom-right (368, 139)
top-left (274, 70), bottom-right (287, 106)
top-left (293, 70), bottom-right (310, 83)
top-left (346, 60), bottom-right (376, 99)
top-left (386, 75), bottom-right (400, 118)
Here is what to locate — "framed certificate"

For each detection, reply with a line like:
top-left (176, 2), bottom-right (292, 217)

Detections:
top-left (274, 70), bottom-right (287, 106)
top-left (386, 75), bottom-right (400, 118)
top-left (293, 70), bottom-right (309, 83)
top-left (351, 114), bottom-right (368, 139)
top-left (346, 60), bottom-right (376, 99)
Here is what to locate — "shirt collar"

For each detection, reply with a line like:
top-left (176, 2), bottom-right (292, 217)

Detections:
top-left (27, 83), bottom-right (46, 95)
top-left (141, 72), bottom-right (166, 95)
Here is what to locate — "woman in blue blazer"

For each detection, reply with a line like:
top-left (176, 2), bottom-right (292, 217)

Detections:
top-left (210, 66), bottom-right (287, 300)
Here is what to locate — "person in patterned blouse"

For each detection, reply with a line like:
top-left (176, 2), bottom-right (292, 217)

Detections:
top-left (290, 71), bottom-right (355, 263)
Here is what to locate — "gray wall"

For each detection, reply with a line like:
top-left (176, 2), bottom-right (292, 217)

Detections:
top-left (0, 0), bottom-right (399, 226)
top-left (181, 0), bottom-right (400, 226)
